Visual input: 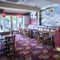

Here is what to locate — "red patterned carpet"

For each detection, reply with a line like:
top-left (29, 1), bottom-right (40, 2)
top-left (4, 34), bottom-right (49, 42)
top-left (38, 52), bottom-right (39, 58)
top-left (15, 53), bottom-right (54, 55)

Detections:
top-left (14, 34), bottom-right (60, 60)
top-left (0, 34), bottom-right (60, 60)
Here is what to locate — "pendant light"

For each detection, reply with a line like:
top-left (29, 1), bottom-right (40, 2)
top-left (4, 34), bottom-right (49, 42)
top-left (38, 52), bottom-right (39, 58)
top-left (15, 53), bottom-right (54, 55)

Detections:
top-left (17, 14), bottom-right (22, 18)
top-left (50, 6), bottom-right (53, 13)
top-left (2, 13), bottom-right (6, 17)
top-left (50, 2), bottom-right (54, 13)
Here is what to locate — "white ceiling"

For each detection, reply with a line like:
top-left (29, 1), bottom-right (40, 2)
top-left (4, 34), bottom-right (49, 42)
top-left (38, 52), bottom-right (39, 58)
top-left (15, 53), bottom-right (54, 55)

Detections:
top-left (46, 0), bottom-right (60, 4)
top-left (1, 0), bottom-right (60, 8)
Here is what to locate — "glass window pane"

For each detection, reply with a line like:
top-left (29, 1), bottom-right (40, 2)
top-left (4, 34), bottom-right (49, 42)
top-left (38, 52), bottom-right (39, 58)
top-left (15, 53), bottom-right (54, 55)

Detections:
top-left (12, 16), bottom-right (17, 30)
top-left (0, 14), bottom-right (3, 24)
top-left (0, 14), bottom-right (3, 32)
top-left (4, 15), bottom-right (11, 31)
top-left (17, 16), bottom-right (24, 28)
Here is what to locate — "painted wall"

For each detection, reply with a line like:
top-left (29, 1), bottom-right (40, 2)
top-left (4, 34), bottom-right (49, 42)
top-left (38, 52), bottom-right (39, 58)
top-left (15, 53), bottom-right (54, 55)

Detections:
top-left (23, 15), bottom-right (30, 28)
top-left (41, 5), bottom-right (60, 27)
top-left (0, 1), bottom-right (40, 11)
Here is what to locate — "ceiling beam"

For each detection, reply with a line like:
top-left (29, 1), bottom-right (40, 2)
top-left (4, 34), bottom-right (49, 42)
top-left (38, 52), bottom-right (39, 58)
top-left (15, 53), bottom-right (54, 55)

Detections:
top-left (0, 9), bottom-right (4, 13)
top-left (0, 1), bottom-right (40, 11)
top-left (4, 12), bottom-right (30, 15)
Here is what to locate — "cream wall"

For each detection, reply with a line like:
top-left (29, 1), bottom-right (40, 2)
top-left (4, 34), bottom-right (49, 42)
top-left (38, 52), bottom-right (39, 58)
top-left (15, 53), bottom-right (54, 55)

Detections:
top-left (23, 15), bottom-right (30, 28)
top-left (0, 1), bottom-right (40, 11)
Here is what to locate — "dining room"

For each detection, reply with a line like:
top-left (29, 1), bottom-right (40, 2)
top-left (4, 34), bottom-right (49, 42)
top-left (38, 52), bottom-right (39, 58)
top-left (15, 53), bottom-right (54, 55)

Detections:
top-left (0, 0), bottom-right (60, 60)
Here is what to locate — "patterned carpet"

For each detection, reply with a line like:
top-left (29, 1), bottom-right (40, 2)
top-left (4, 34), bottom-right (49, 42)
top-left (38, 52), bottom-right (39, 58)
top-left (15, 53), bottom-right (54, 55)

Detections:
top-left (0, 34), bottom-right (60, 60)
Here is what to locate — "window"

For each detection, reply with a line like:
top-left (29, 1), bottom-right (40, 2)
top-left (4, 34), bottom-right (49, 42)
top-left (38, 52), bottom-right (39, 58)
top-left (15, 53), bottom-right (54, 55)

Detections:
top-left (12, 16), bottom-right (17, 31)
top-left (17, 16), bottom-right (24, 28)
top-left (0, 14), bottom-right (3, 25)
top-left (4, 15), bottom-right (11, 31)
top-left (12, 16), bottom-right (24, 30)
top-left (0, 14), bottom-right (3, 32)
top-left (0, 14), bottom-right (24, 32)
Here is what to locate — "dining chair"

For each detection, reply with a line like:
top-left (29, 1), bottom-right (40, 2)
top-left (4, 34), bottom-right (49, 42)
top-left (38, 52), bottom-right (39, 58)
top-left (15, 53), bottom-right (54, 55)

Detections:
top-left (43, 33), bottom-right (50, 44)
top-left (3, 35), bottom-right (15, 60)
top-left (0, 36), bottom-right (5, 57)
top-left (0, 41), bottom-right (3, 56)
top-left (36, 31), bottom-right (43, 43)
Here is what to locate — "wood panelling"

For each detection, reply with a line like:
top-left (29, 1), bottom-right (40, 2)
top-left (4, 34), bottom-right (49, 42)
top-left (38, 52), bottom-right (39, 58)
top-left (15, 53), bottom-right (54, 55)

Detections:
top-left (4, 12), bottom-right (30, 15)
top-left (0, 9), bottom-right (3, 13)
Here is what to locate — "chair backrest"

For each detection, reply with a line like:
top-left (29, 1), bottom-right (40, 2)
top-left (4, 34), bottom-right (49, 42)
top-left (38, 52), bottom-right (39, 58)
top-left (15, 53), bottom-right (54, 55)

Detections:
top-left (43, 33), bottom-right (49, 37)
top-left (5, 35), bottom-right (15, 44)
top-left (43, 33), bottom-right (49, 40)
top-left (5, 35), bottom-right (15, 55)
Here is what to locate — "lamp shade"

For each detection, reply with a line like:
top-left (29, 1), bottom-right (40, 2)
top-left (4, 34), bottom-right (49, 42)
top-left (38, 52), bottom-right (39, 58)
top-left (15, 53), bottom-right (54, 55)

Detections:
top-left (17, 14), bottom-right (22, 18)
top-left (50, 6), bottom-right (54, 13)
top-left (2, 13), bottom-right (6, 17)
top-left (50, 8), bottom-right (53, 13)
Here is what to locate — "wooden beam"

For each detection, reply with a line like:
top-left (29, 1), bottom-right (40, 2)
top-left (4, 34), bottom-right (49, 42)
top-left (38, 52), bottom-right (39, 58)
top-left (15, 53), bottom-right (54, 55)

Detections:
top-left (4, 12), bottom-right (30, 15)
top-left (0, 9), bottom-right (3, 13)
top-left (0, 1), bottom-right (40, 11)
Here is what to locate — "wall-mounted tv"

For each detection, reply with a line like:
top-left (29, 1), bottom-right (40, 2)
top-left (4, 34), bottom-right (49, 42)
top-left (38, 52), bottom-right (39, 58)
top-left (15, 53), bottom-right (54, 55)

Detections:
top-left (30, 12), bottom-right (37, 19)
